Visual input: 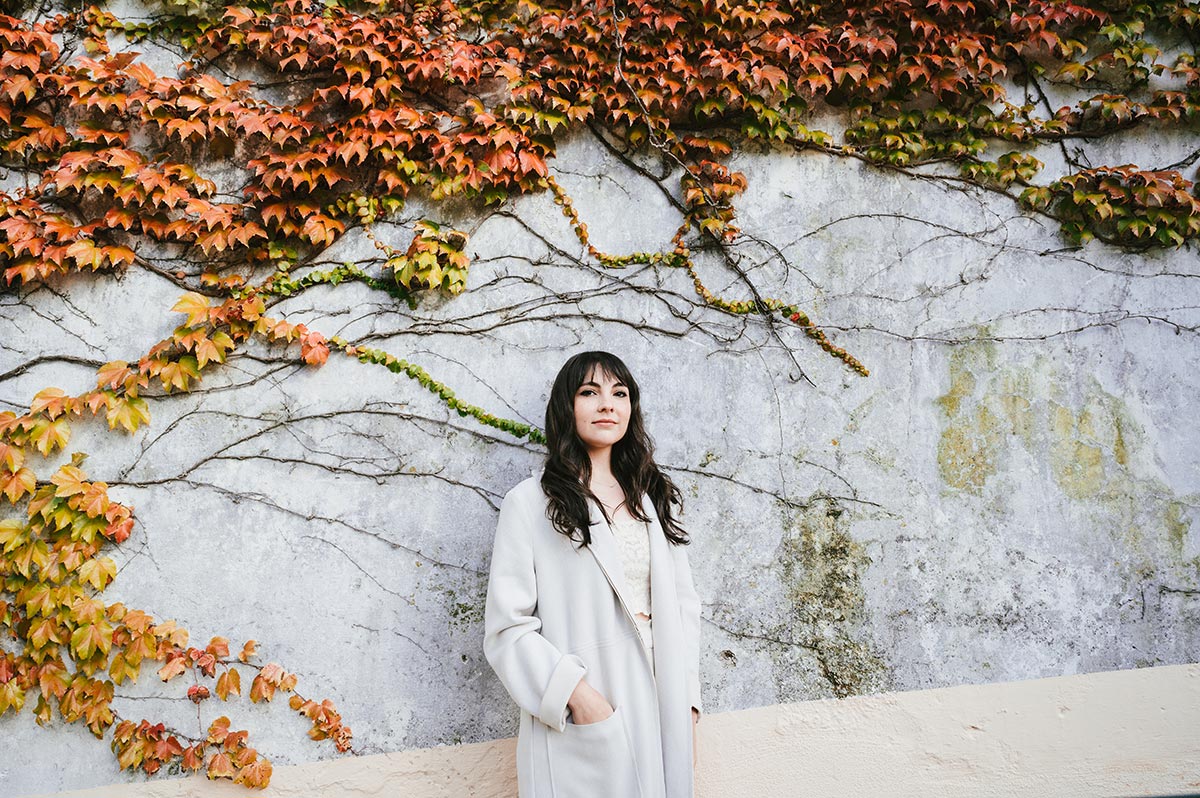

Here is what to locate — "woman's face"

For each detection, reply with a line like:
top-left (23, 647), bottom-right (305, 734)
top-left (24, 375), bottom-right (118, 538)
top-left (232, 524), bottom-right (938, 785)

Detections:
top-left (573, 365), bottom-right (631, 452)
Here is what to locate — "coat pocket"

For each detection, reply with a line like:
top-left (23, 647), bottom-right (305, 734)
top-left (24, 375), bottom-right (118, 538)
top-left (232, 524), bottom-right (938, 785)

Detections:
top-left (546, 705), bottom-right (642, 798)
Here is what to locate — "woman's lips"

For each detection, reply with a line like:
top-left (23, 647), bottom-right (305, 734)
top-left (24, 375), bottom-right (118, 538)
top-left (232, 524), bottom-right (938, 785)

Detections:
top-left (594, 420), bottom-right (618, 425)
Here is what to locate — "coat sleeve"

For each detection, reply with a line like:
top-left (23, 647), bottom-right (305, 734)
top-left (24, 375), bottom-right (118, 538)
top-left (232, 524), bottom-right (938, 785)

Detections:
top-left (672, 541), bottom-right (703, 719)
top-left (483, 486), bottom-right (588, 733)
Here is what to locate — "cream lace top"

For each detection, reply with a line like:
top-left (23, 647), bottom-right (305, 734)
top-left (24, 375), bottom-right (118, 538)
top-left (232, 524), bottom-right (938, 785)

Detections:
top-left (610, 514), bottom-right (653, 651)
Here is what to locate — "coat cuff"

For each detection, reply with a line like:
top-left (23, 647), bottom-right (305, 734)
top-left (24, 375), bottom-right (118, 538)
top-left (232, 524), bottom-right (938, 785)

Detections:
top-left (538, 653), bottom-right (587, 731)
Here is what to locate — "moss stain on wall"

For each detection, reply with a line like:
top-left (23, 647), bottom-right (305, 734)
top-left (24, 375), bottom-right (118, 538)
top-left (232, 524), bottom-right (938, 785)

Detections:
top-left (770, 502), bottom-right (891, 700)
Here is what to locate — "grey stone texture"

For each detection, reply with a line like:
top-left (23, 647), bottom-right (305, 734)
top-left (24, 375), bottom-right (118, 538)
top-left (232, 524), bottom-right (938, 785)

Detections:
top-left (2, 110), bottom-right (1199, 797)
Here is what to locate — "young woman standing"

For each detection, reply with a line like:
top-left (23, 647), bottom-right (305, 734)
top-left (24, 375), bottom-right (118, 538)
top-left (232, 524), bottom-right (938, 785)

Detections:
top-left (484, 351), bottom-right (703, 798)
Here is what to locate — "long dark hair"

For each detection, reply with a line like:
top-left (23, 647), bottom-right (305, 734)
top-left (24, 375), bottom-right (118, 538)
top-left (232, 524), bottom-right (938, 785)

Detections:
top-left (541, 351), bottom-right (690, 548)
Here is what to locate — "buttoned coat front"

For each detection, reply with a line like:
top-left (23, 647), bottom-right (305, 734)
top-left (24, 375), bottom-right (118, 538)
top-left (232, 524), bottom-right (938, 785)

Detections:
top-left (483, 470), bottom-right (703, 798)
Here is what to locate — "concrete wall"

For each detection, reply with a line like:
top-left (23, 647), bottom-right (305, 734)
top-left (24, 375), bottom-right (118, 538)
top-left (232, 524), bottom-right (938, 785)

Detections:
top-left (32, 664), bottom-right (1200, 798)
top-left (2, 28), bottom-right (1199, 795)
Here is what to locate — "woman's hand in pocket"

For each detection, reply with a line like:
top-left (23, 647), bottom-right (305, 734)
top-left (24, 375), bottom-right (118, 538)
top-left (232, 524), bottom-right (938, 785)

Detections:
top-left (566, 679), bottom-right (614, 725)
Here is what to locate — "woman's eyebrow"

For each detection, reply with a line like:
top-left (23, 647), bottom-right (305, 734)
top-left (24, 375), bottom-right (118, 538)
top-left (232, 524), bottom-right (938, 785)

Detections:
top-left (578, 380), bottom-right (627, 389)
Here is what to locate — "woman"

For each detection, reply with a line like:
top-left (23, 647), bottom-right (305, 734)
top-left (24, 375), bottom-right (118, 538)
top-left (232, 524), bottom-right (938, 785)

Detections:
top-left (483, 351), bottom-right (703, 798)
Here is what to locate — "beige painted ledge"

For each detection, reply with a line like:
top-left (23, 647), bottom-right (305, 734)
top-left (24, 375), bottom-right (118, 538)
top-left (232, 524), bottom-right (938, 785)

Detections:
top-left (36, 663), bottom-right (1200, 798)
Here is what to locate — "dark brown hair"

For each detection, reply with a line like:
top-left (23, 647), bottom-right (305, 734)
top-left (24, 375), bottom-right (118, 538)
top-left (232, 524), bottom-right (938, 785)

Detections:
top-left (540, 351), bottom-right (690, 547)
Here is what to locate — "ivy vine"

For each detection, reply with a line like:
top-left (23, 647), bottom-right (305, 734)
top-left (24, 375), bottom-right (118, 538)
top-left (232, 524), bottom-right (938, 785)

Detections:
top-left (1, 0), bottom-right (1197, 788)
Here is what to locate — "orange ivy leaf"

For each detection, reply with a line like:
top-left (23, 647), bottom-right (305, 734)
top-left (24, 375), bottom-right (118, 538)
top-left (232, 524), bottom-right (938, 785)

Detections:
top-left (28, 617), bottom-right (62, 649)
top-left (182, 744), bottom-right (205, 771)
top-left (193, 331), bottom-right (234, 368)
top-left (235, 757), bottom-right (272, 788)
top-left (1, 467), bottom-right (36, 503)
top-left (152, 620), bottom-right (188, 647)
top-left (216, 668), bottom-right (241, 700)
top-left (248, 672), bottom-right (272, 703)
top-left (300, 331), bottom-right (330, 365)
top-left (96, 360), bottom-right (131, 390)
top-left (30, 387), bottom-right (70, 419)
top-left (207, 715), bottom-right (231, 745)
top-left (157, 655), bottom-right (186, 682)
top-left (207, 751), bottom-right (236, 779)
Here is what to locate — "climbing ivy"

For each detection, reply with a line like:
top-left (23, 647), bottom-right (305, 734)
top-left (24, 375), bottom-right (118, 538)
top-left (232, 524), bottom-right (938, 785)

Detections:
top-left (2, 0), bottom-right (1198, 788)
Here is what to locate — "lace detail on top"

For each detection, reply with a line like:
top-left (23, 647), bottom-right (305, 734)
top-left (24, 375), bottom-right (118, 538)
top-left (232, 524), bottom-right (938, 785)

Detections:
top-left (610, 514), bottom-right (653, 649)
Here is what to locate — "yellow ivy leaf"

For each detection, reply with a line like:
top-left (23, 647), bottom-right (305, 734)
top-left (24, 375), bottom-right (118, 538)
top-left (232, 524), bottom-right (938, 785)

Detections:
top-left (77, 557), bottom-right (117, 591)
top-left (105, 396), bottom-right (151, 432)
top-left (34, 694), bottom-right (52, 725)
top-left (50, 465), bottom-right (88, 497)
top-left (0, 680), bottom-right (26, 715)
top-left (172, 292), bottom-right (211, 327)
top-left (0, 518), bottom-right (26, 551)
top-left (70, 620), bottom-right (114, 660)
top-left (0, 443), bottom-right (22, 471)
top-left (28, 617), bottom-right (61, 649)
top-left (12, 538), bottom-right (49, 578)
top-left (29, 417), bottom-right (71, 456)
top-left (158, 356), bottom-right (201, 392)
top-left (108, 651), bottom-right (139, 685)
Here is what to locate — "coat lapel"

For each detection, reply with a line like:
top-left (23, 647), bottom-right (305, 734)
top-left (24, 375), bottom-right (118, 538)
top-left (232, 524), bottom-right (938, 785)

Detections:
top-left (585, 492), bottom-right (683, 681)
top-left (584, 496), bottom-right (640, 631)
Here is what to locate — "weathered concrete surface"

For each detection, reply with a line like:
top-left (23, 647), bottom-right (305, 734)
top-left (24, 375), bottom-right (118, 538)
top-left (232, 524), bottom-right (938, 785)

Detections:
top-left (30, 664), bottom-right (1200, 798)
top-left (2, 125), bottom-right (1199, 793)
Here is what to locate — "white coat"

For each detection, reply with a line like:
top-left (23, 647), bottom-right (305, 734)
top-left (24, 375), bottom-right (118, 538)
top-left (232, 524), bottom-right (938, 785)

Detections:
top-left (483, 469), bottom-right (703, 798)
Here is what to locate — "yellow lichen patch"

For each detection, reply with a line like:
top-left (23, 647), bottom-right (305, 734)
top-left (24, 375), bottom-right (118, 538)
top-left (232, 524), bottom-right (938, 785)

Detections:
top-left (937, 405), bottom-right (1003, 493)
top-left (934, 351), bottom-right (977, 419)
top-left (1165, 500), bottom-right (1191, 558)
top-left (1113, 413), bottom-right (1130, 467)
top-left (1048, 401), bottom-right (1107, 500)
top-left (935, 341), bottom-right (1007, 494)
top-left (933, 344), bottom-right (1198, 573)
top-left (997, 369), bottom-right (1035, 448)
